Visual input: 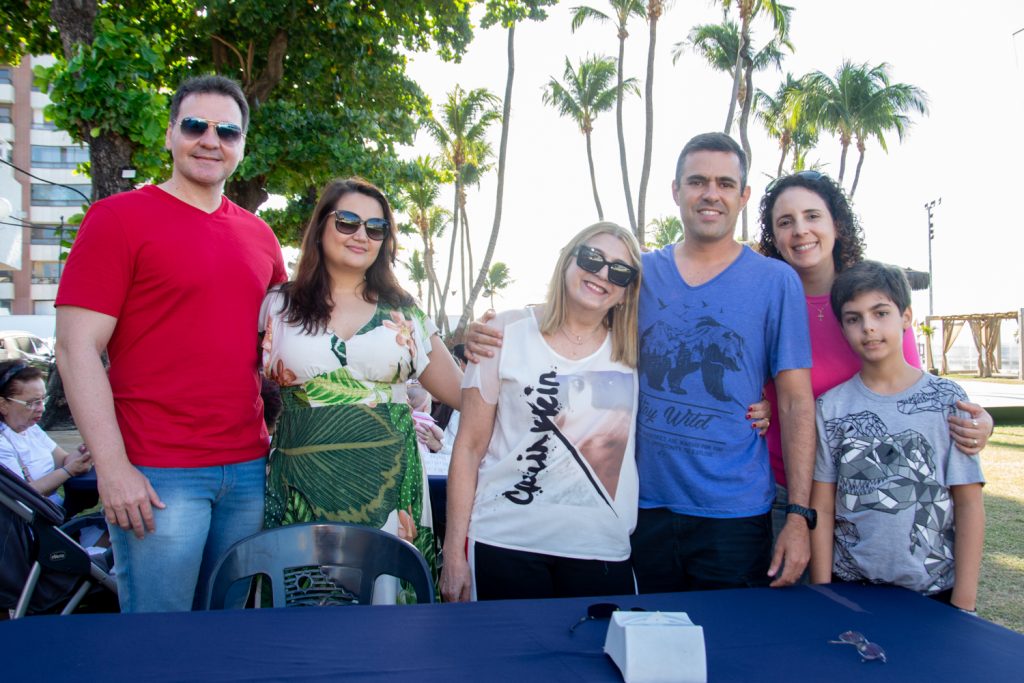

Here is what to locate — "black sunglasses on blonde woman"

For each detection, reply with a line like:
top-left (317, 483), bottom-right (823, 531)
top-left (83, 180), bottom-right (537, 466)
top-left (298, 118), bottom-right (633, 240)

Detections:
top-left (573, 245), bottom-right (638, 287)
top-left (333, 210), bottom-right (389, 241)
top-left (178, 116), bottom-right (245, 144)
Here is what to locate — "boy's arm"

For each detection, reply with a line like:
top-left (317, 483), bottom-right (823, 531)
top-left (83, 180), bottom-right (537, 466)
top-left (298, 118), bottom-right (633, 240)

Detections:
top-left (810, 481), bottom-right (836, 584)
top-left (950, 483), bottom-right (985, 611)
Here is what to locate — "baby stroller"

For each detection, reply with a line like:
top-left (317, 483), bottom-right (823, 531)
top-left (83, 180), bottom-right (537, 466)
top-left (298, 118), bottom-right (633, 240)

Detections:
top-left (0, 464), bottom-right (117, 618)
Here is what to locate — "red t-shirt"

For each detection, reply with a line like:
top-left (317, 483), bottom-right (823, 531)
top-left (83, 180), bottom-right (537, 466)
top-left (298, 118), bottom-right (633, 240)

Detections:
top-left (56, 185), bottom-right (287, 467)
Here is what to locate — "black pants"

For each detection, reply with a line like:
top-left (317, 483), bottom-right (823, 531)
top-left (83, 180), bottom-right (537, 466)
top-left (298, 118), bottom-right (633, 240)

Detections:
top-left (473, 542), bottom-right (636, 601)
top-left (630, 507), bottom-right (773, 593)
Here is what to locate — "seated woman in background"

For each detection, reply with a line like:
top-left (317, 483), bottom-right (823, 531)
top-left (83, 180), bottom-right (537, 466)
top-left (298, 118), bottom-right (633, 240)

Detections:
top-left (0, 361), bottom-right (93, 511)
top-left (260, 178), bottom-right (463, 580)
top-left (441, 222), bottom-right (642, 602)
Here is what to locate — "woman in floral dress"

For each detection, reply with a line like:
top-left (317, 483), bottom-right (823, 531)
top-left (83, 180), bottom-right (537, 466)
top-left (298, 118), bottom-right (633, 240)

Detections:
top-left (260, 177), bottom-right (463, 578)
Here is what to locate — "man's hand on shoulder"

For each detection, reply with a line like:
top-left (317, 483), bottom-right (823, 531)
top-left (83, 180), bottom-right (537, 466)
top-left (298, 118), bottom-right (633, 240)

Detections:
top-left (97, 461), bottom-right (166, 539)
top-left (464, 309), bottom-right (502, 364)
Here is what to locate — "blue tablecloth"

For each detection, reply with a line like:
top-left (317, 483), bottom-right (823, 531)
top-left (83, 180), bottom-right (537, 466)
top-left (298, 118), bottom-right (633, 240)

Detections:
top-left (4, 583), bottom-right (1022, 681)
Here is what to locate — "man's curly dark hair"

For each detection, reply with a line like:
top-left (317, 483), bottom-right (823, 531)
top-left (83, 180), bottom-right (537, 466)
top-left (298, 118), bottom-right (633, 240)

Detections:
top-left (757, 172), bottom-right (865, 273)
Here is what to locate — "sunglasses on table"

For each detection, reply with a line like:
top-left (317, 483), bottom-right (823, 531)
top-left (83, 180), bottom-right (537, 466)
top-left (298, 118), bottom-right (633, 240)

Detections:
top-left (573, 245), bottom-right (638, 287)
top-left (333, 210), bottom-right (390, 241)
top-left (568, 603), bottom-right (647, 634)
top-left (829, 630), bottom-right (887, 663)
top-left (765, 169), bottom-right (827, 194)
top-left (178, 116), bottom-right (245, 144)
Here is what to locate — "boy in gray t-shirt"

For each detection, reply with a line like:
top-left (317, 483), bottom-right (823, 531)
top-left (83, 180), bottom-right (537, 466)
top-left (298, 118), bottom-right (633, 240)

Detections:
top-left (810, 262), bottom-right (985, 612)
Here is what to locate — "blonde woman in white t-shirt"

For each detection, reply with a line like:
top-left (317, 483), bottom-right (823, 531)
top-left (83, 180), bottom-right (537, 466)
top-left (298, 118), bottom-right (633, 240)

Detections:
top-left (441, 222), bottom-right (642, 602)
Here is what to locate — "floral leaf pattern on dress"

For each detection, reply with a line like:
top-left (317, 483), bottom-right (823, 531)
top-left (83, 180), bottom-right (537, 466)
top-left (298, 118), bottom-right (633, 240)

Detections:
top-left (304, 366), bottom-right (390, 407)
top-left (331, 335), bottom-right (348, 366)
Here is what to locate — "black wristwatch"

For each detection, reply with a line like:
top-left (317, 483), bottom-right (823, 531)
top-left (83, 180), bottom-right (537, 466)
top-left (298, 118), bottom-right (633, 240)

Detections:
top-left (785, 504), bottom-right (817, 530)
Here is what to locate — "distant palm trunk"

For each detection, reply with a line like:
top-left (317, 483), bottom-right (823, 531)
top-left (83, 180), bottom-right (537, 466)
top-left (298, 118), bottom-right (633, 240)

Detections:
top-left (849, 139), bottom-right (866, 197)
top-left (462, 202), bottom-right (475, 295)
top-left (455, 24), bottom-right (516, 341)
top-left (437, 185), bottom-right (460, 335)
top-left (586, 129), bottom-right (604, 219)
top-left (738, 58), bottom-right (754, 241)
top-left (459, 197), bottom-right (467, 310)
top-left (837, 134), bottom-right (851, 185)
top-left (636, 1), bottom-right (662, 245)
top-left (615, 32), bottom-right (637, 232)
top-left (776, 144), bottom-right (788, 177)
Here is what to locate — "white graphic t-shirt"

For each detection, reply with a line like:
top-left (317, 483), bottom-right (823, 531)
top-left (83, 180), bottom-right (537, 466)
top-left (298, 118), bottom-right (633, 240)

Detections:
top-left (465, 308), bottom-right (638, 561)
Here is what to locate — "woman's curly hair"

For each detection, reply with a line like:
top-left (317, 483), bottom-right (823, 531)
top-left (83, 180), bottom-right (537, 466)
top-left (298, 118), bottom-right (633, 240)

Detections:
top-left (757, 172), bottom-right (865, 273)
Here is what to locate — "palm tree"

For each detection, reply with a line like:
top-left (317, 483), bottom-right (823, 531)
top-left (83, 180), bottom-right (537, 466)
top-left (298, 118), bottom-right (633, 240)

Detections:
top-left (717, 0), bottom-right (791, 135)
top-left (543, 55), bottom-right (638, 220)
top-left (754, 73), bottom-right (817, 177)
top-left (405, 250), bottom-right (428, 303)
top-left (423, 86), bottom-right (501, 334)
top-left (635, 0), bottom-right (666, 245)
top-left (482, 262), bottom-right (513, 309)
top-left (454, 0), bottom-right (557, 343)
top-left (646, 215), bottom-right (682, 249)
top-left (678, 18), bottom-right (789, 238)
top-left (455, 147), bottom-right (493, 311)
top-left (402, 156), bottom-right (450, 317)
top-left (802, 60), bottom-right (928, 194)
top-left (675, 21), bottom-right (739, 114)
top-left (570, 0), bottom-right (647, 232)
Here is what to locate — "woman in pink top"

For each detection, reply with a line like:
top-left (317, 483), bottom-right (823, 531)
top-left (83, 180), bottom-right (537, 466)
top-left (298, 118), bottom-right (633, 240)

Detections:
top-left (757, 171), bottom-right (993, 537)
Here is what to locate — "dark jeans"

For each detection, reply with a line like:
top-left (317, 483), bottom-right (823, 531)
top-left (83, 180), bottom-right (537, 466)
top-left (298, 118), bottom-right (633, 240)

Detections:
top-left (631, 507), bottom-right (773, 593)
top-left (474, 542), bottom-right (636, 601)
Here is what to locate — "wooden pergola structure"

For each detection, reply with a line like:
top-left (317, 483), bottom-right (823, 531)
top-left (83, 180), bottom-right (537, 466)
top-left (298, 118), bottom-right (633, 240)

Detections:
top-left (923, 311), bottom-right (1022, 378)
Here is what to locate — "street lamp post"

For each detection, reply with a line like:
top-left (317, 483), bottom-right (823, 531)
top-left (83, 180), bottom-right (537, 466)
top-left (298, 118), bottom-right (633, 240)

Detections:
top-left (924, 197), bottom-right (941, 316)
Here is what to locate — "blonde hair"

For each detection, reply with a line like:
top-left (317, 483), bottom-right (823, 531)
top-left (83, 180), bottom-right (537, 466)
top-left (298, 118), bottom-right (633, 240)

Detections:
top-left (539, 222), bottom-right (642, 367)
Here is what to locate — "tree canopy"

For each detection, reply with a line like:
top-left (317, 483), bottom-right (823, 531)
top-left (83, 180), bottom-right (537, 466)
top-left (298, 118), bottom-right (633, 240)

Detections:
top-left (2, 0), bottom-right (476, 244)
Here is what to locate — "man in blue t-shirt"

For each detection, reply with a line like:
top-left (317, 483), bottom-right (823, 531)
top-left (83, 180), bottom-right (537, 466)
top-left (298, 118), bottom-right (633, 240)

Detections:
top-left (630, 132), bottom-right (815, 592)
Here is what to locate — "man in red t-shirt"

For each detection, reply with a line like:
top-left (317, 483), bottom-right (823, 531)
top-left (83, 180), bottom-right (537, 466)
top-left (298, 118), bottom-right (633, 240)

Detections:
top-left (55, 75), bottom-right (286, 612)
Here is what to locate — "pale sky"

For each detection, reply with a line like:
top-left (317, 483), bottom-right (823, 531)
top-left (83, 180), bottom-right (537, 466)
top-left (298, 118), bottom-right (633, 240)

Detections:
top-left (392, 1), bottom-right (1024, 325)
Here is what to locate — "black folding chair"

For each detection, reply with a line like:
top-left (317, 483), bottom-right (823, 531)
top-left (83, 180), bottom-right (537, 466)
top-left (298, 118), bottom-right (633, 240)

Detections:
top-left (0, 465), bottom-right (117, 618)
top-left (204, 522), bottom-right (435, 609)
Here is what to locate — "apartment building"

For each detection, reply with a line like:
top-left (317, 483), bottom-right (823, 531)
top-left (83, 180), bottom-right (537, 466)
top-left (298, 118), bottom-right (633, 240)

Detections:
top-left (0, 55), bottom-right (91, 315)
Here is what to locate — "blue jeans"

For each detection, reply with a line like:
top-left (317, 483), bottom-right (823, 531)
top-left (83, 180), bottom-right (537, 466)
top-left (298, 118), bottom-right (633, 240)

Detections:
top-left (108, 458), bottom-right (266, 613)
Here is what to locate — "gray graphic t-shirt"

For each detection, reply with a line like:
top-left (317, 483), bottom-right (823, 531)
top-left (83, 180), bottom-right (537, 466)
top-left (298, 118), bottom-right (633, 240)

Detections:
top-left (814, 372), bottom-right (984, 595)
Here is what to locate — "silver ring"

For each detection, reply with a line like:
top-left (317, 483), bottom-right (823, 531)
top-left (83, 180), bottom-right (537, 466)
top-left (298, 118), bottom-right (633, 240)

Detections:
top-left (971, 419), bottom-right (978, 428)
top-left (973, 438), bottom-right (978, 447)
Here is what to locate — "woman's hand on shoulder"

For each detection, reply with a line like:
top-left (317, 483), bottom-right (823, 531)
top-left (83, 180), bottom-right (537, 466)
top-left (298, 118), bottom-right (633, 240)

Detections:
top-left (949, 401), bottom-right (993, 455)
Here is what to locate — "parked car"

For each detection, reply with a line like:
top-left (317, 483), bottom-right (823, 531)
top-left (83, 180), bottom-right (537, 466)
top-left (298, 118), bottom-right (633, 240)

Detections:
top-left (0, 330), bottom-right (54, 377)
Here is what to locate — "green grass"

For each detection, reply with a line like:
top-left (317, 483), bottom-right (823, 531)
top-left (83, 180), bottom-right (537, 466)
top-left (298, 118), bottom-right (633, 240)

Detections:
top-left (978, 422), bottom-right (1024, 633)
top-left (942, 373), bottom-right (1023, 386)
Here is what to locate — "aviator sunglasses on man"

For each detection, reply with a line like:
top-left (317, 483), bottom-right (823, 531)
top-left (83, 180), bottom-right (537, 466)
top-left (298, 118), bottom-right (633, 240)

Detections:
top-left (572, 245), bottom-right (638, 287)
top-left (178, 116), bottom-right (245, 144)
top-left (333, 210), bottom-right (390, 241)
